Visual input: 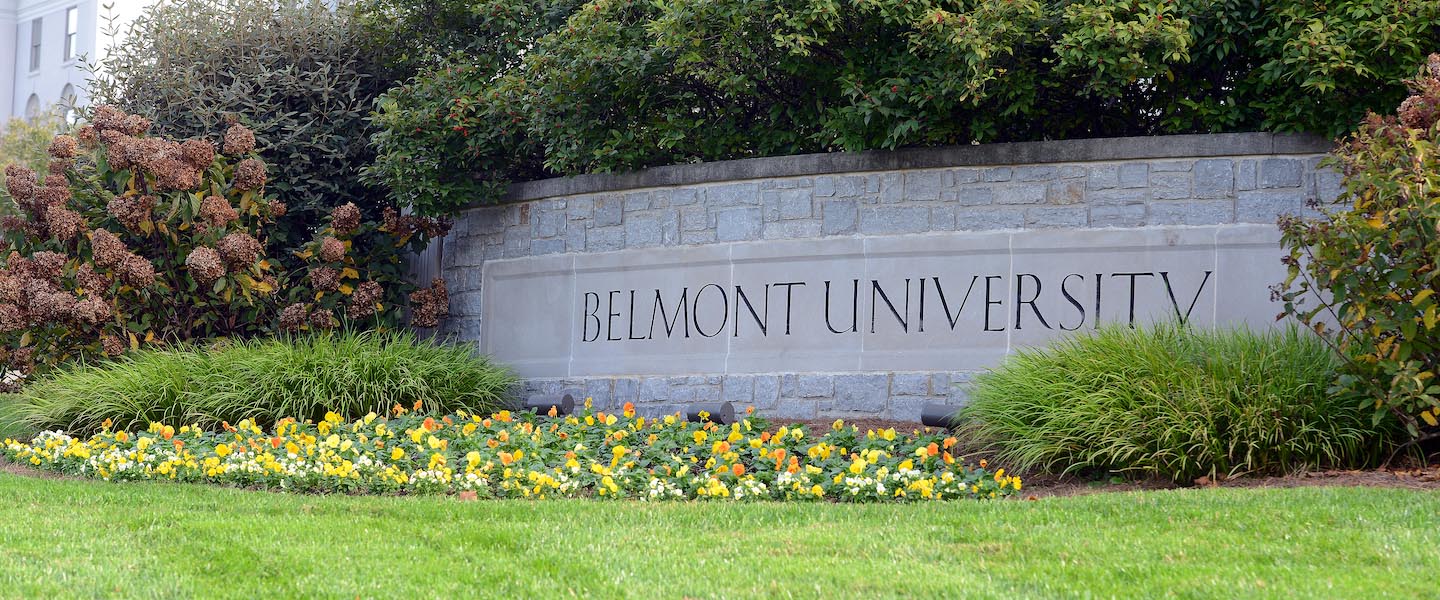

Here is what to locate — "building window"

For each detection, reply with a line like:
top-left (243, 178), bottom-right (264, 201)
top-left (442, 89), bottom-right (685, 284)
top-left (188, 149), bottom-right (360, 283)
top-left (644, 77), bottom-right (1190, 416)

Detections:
top-left (64, 8), bottom-right (78, 61)
top-left (61, 84), bottom-right (77, 122)
top-left (29, 19), bottom-right (42, 72)
top-left (25, 95), bottom-right (40, 120)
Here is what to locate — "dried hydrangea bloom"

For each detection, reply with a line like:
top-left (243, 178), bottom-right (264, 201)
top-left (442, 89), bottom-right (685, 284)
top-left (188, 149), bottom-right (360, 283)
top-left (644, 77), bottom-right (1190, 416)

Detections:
top-left (121, 114), bottom-right (151, 136)
top-left (260, 275), bottom-right (278, 295)
top-left (131, 137), bottom-right (178, 174)
top-left (98, 129), bottom-right (125, 145)
top-left (89, 228), bottom-right (129, 268)
top-left (181, 139), bottom-right (215, 169)
top-left (47, 159), bottom-right (72, 176)
top-left (155, 158), bottom-right (201, 192)
top-left (0, 304), bottom-right (24, 331)
top-left (10, 346), bottom-right (34, 374)
top-left (0, 274), bottom-right (21, 303)
top-left (73, 296), bottom-right (112, 325)
top-left (380, 207), bottom-right (452, 239)
top-left (44, 204), bottom-right (85, 241)
top-left (101, 333), bottom-right (124, 356)
top-left (408, 278), bottom-right (449, 328)
top-left (267, 200), bottom-right (287, 218)
top-left (233, 158), bottom-right (267, 191)
top-left (278, 302), bottom-right (309, 331)
top-left (74, 263), bottom-right (108, 293)
top-left (331, 202), bottom-right (361, 233)
top-left (198, 196), bottom-right (238, 228)
top-left (119, 255), bottom-right (156, 288)
top-left (319, 236), bottom-right (345, 262)
top-left (5, 165), bottom-right (36, 202)
top-left (184, 246), bottom-right (224, 285)
top-left (48, 135), bottom-right (79, 159)
top-left (30, 251), bottom-right (66, 283)
top-left (222, 124), bottom-right (256, 155)
top-left (106, 195), bottom-right (157, 231)
top-left (308, 308), bottom-right (337, 330)
top-left (347, 281), bottom-right (383, 319)
top-left (309, 266), bottom-right (340, 292)
top-left (91, 105), bottom-right (127, 132)
top-left (216, 232), bottom-right (262, 271)
top-left (30, 289), bottom-right (77, 321)
top-left (76, 125), bottom-right (98, 147)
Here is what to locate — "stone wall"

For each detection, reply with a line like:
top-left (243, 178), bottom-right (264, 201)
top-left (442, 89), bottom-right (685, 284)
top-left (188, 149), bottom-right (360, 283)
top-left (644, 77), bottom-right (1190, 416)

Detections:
top-left (438, 133), bottom-right (1337, 420)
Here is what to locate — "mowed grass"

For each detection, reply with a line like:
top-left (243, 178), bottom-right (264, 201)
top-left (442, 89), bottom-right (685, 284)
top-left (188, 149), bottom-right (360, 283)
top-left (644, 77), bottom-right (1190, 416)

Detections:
top-left (1, 474), bottom-right (1436, 598)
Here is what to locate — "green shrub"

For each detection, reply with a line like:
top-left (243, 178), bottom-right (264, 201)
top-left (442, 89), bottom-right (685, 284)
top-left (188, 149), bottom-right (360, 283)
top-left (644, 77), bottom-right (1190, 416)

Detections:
top-left (8, 330), bottom-right (515, 434)
top-left (957, 325), bottom-right (1395, 482)
top-left (88, 0), bottom-right (413, 257)
top-left (368, 0), bottom-right (1440, 212)
top-left (1275, 53), bottom-right (1440, 440)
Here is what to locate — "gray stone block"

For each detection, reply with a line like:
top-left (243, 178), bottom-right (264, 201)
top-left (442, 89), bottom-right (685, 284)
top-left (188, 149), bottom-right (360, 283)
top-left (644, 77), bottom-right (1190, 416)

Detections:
top-left (814, 176), bottom-right (836, 197)
top-left (564, 223), bottom-right (587, 252)
top-left (983, 167), bottom-right (1013, 182)
top-left (666, 188), bottom-right (699, 206)
top-left (1058, 165), bottom-right (1087, 179)
top-left (1148, 200), bottom-right (1233, 225)
top-left (706, 182), bottom-right (760, 207)
top-left (1118, 163), bottom-right (1149, 188)
top-left (1260, 158), bottom-right (1302, 188)
top-left (530, 238), bottom-right (565, 256)
top-left (764, 220), bottom-right (822, 240)
top-left (722, 375), bottom-right (755, 403)
top-left (835, 176), bottom-right (867, 198)
top-left (905, 171), bottom-right (944, 201)
top-left (586, 226), bottom-right (625, 251)
top-left (680, 207), bottom-right (709, 231)
top-left (879, 173), bottom-right (904, 203)
top-left (797, 375), bottom-right (834, 398)
top-left (1087, 165), bottom-right (1119, 190)
top-left (1087, 188), bottom-right (1147, 205)
top-left (624, 191), bottom-right (652, 211)
top-left (1046, 180), bottom-right (1084, 205)
top-left (953, 208), bottom-right (1024, 231)
top-left (890, 373), bottom-right (930, 396)
top-left (613, 378), bottom-right (639, 404)
top-left (769, 400), bottom-right (818, 420)
top-left (594, 196), bottom-right (623, 226)
top-left (716, 207), bottom-right (764, 241)
top-left (996, 184), bottom-right (1047, 205)
top-left (951, 168), bottom-right (982, 184)
top-left (1149, 172), bottom-right (1191, 200)
top-left (680, 230), bottom-right (716, 245)
top-left (585, 379), bottom-right (614, 410)
top-left (1025, 206), bottom-right (1089, 228)
top-left (955, 187), bottom-right (995, 206)
top-left (1150, 160), bottom-right (1194, 172)
top-left (833, 374), bottom-right (889, 412)
top-left (566, 196), bottom-right (594, 220)
top-left (779, 188), bottom-right (813, 219)
top-left (1089, 203), bottom-right (1147, 228)
top-left (822, 200), bottom-right (858, 235)
top-left (1014, 166), bottom-right (1057, 182)
top-left (753, 375), bottom-right (780, 408)
top-left (931, 206), bottom-right (956, 231)
top-left (1237, 190), bottom-right (1305, 223)
top-left (860, 205), bottom-right (930, 234)
top-left (625, 215), bottom-right (664, 248)
top-left (1236, 160), bottom-right (1258, 191)
top-left (1193, 159), bottom-right (1234, 198)
top-left (1315, 169), bottom-right (1345, 203)
top-left (640, 378), bottom-right (670, 403)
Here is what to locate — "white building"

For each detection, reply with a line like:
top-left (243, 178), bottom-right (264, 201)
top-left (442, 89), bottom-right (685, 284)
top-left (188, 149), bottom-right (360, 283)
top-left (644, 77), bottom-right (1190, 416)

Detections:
top-left (0, 0), bottom-right (151, 120)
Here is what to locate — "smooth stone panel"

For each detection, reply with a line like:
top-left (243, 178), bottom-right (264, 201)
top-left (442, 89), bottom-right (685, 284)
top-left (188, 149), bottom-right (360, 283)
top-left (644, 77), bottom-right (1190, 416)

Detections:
top-left (480, 225), bottom-right (1290, 378)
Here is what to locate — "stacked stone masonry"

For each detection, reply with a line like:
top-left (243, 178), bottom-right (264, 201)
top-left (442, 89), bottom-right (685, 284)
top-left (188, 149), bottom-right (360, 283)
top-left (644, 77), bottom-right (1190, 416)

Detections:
top-left (437, 134), bottom-right (1338, 420)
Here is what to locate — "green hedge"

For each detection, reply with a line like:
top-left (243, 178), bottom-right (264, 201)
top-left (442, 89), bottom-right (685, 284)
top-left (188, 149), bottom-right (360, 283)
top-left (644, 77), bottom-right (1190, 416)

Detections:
top-left (3, 331), bottom-right (514, 436)
top-left (957, 325), bottom-right (1397, 482)
top-left (365, 0), bottom-right (1440, 214)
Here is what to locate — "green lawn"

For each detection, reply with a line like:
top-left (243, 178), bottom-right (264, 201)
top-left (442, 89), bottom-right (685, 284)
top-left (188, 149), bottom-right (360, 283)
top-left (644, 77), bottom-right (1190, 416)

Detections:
top-left (0, 473), bottom-right (1435, 599)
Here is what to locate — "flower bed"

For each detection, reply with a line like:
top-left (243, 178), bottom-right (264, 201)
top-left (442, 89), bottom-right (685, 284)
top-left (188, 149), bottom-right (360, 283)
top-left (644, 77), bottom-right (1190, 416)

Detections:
top-left (2, 401), bottom-right (1020, 502)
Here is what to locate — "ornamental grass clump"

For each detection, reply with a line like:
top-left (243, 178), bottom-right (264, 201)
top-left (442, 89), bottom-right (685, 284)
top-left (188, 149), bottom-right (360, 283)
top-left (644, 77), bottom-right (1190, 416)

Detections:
top-left (958, 324), bottom-right (1395, 482)
top-left (8, 330), bottom-right (512, 435)
top-left (2, 403), bottom-right (1021, 501)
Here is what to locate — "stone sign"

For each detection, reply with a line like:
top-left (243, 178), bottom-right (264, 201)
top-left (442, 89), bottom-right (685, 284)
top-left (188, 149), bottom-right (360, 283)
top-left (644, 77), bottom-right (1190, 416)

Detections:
top-left (480, 224), bottom-right (1285, 379)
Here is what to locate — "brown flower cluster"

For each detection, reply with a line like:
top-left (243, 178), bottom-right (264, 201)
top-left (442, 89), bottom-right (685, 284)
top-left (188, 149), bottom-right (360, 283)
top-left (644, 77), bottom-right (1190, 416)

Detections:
top-left (199, 196), bottom-right (239, 228)
top-left (44, 203), bottom-right (85, 241)
top-left (331, 202), bottom-right (361, 233)
top-left (185, 246), bottom-right (225, 286)
top-left (85, 229), bottom-right (156, 288)
top-left (1397, 53), bottom-right (1440, 131)
top-left (93, 106), bottom-right (208, 192)
top-left (347, 281), bottom-right (383, 319)
top-left (310, 267), bottom-right (340, 292)
top-left (278, 302), bottom-right (338, 332)
top-left (319, 236), bottom-right (345, 262)
top-left (382, 207), bottom-right (452, 240)
top-left (216, 232), bottom-right (263, 271)
top-left (222, 123), bottom-right (256, 155)
top-left (408, 278), bottom-right (449, 328)
top-left (233, 158), bottom-right (267, 191)
top-left (106, 194), bottom-right (157, 231)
